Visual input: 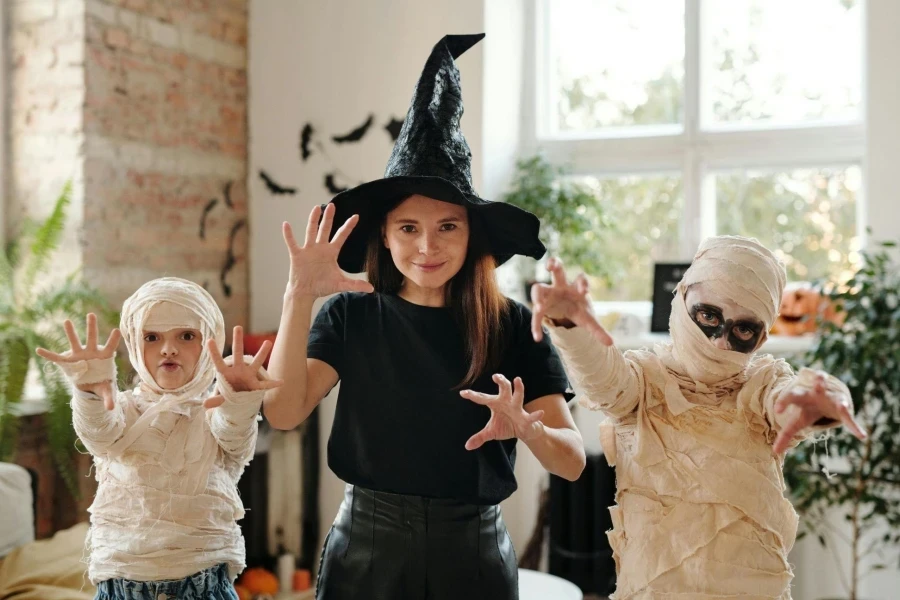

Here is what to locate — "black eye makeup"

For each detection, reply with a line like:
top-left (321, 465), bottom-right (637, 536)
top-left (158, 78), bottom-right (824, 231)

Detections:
top-left (689, 303), bottom-right (763, 354)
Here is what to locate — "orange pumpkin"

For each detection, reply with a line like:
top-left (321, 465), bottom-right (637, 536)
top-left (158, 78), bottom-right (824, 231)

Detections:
top-left (238, 567), bottom-right (280, 595)
top-left (772, 285), bottom-right (842, 336)
top-left (233, 584), bottom-right (253, 600)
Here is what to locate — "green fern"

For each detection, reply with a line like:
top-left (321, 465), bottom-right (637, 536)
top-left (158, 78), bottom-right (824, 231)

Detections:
top-left (21, 181), bottom-right (72, 303)
top-left (0, 182), bottom-right (113, 499)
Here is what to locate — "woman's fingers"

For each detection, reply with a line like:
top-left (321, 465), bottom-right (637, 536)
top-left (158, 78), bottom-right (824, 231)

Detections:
top-left (284, 221), bottom-right (304, 254)
top-left (459, 389), bottom-right (494, 406)
top-left (330, 214), bottom-right (360, 248)
top-left (316, 203), bottom-right (336, 244)
top-left (303, 205), bottom-right (322, 248)
top-left (465, 428), bottom-right (491, 451)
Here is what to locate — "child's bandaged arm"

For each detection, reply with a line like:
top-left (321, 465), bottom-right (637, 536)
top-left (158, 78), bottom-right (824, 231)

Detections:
top-left (207, 355), bottom-right (266, 465)
top-left (763, 362), bottom-right (850, 443)
top-left (60, 357), bottom-right (126, 456)
top-left (546, 321), bottom-right (641, 419)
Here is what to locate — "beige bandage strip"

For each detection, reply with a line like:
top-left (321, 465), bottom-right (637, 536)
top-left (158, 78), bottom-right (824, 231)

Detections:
top-left (55, 356), bottom-right (117, 386)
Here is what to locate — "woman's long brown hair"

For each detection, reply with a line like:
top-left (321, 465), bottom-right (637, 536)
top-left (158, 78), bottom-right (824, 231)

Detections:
top-left (365, 205), bottom-right (509, 388)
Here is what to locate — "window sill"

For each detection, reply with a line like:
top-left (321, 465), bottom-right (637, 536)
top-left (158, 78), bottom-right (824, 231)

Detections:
top-left (614, 332), bottom-right (815, 356)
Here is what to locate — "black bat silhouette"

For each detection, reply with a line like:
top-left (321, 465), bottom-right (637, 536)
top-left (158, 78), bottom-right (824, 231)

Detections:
top-left (384, 117), bottom-right (404, 141)
top-left (300, 123), bottom-right (314, 160)
top-left (199, 198), bottom-right (218, 239)
top-left (324, 173), bottom-right (349, 194)
top-left (220, 219), bottom-right (247, 297)
top-left (332, 115), bottom-right (374, 144)
top-left (259, 169), bottom-right (297, 195)
top-left (222, 181), bottom-right (234, 208)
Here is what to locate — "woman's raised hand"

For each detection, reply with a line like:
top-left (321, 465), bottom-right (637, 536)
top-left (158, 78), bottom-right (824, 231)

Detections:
top-left (282, 203), bottom-right (375, 300)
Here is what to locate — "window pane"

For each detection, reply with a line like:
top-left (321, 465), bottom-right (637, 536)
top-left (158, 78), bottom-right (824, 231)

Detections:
top-left (547, 0), bottom-right (684, 134)
top-left (704, 0), bottom-right (862, 127)
top-left (715, 166), bottom-right (860, 283)
top-left (575, 174), bottom-right (684, 301)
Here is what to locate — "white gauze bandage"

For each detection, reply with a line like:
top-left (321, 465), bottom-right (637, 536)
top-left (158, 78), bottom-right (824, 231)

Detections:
top-left (666, 235), bottom-right (786, 384)
top-left (120, 277), bottom-right (225, 398)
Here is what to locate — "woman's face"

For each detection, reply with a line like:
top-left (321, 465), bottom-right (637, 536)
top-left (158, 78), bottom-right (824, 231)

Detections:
top-left (684, 283), bottom-right (766, 353)
top-left (383, 194), bottom-right (470, 293)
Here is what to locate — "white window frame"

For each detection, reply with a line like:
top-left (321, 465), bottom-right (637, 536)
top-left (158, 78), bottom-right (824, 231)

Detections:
top-left (523, 0), bottom-right (867, 263)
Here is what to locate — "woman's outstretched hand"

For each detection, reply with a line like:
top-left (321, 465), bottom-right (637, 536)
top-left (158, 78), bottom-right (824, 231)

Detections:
top-left (282, 203), bottom-right (374, 300)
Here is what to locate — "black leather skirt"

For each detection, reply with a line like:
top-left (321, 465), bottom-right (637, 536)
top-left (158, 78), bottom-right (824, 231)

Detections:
top-left (316, 485), bottom-right (518, 600)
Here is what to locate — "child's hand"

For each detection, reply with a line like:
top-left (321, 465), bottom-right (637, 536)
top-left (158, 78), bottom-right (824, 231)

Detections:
top-left (772, 369), bottom-right (867, 454)
top-left (36, 313), bottom-right (120, 411)
top-left (203, 326), bottom-right (283, 409)
top-left (459, 375), bottom-right (546, 450)
top-left (530, 257), bottom-right (613, 345)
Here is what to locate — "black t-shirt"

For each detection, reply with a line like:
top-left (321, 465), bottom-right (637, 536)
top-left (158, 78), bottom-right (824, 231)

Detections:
top-left (308, 292), bottom-right (574, 506)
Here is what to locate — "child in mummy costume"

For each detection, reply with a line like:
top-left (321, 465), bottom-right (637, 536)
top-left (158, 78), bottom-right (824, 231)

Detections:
top-left (531, 236), bottom-right (867, 600)
top-left (36, 278), bottom-right (282, 600)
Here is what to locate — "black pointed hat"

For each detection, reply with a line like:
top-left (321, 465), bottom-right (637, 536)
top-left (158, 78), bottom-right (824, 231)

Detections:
top-left (328, 33), bottom-right (546, 273)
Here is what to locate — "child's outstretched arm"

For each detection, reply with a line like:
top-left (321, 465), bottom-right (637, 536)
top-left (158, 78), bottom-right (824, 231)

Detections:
top-left (204, 326), bottom-right (283, 465)
top-left (36, 313), bottom-right (125, 456)
top-left (768, 366), bottom-right (867, 455)
top-left (531, 258), bottom-right (642, 419)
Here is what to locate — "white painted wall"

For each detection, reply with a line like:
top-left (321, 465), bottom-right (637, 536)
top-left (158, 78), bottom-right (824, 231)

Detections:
top-left (863, 0), bottom-right (900, 246)
top-left (249, 0), bottom-right (487, 556)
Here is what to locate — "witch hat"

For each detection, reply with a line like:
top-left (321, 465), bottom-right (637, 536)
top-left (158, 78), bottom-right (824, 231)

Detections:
top-left (328, 33), bottom-right (546, 273)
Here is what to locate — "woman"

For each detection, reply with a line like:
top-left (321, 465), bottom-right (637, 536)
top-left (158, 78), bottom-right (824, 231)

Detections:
top-left (264, 34), bottom-right (585, 600)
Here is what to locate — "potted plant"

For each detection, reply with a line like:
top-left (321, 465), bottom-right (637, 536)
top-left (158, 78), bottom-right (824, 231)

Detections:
top-left (0, 182), bottom-right (118, 497)
top-left (500, 154), bottom-right (610, 299)
top-left (784, 239), bottom-right (900, 600)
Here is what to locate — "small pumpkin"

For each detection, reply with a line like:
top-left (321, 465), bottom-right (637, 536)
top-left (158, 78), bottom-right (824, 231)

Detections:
top-left (238, 567), bottom-right (280, 595)
top-left (772, 284), bottom-right (842, 336)
top-left (233, 584), bottom-right (252, 600)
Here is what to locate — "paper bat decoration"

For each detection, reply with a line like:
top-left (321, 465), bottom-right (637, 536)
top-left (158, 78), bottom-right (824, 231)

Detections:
top-left (332, 114), bottom-right (374, 144)
top-left (199, 199), bottom-right (218, 240)
top-left (385, 117), bottom-right (404, 141)
top-left (324, 173), bottom-right (349, 194)
top-left (220, 219), bottom-right (247, 298)
top-left (300, 123), bottom-right (314, 161)
top-left (222, 181), bottom-right (234, 208)
top-left (259, 169), bottom-right (297, 195)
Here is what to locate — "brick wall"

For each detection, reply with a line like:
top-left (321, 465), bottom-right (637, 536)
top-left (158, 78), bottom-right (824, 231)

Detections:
top-left (7, 0), bottom-right (249, 330)
top-left (82, 0), bottom-right (249, 328)
top-left (6, 0), bottom-right (249, 534)
top-left (7, 0), bottom-right (87, 278)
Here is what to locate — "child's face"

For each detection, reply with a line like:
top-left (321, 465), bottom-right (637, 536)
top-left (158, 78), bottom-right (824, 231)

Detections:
top-left (684, 283), bottom-right (766, 354)
top-left (142, 328), bottom-right (203, 390)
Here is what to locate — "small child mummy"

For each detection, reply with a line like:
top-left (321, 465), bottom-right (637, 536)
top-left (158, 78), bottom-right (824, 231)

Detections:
top-left (37, 277), bottom-right (282, 600)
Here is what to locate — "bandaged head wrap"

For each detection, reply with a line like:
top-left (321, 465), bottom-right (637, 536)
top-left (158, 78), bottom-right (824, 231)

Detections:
top-left (120, 277), bottom-right (225, 397)
top-left (668, 236), bottom-right (786, 384)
